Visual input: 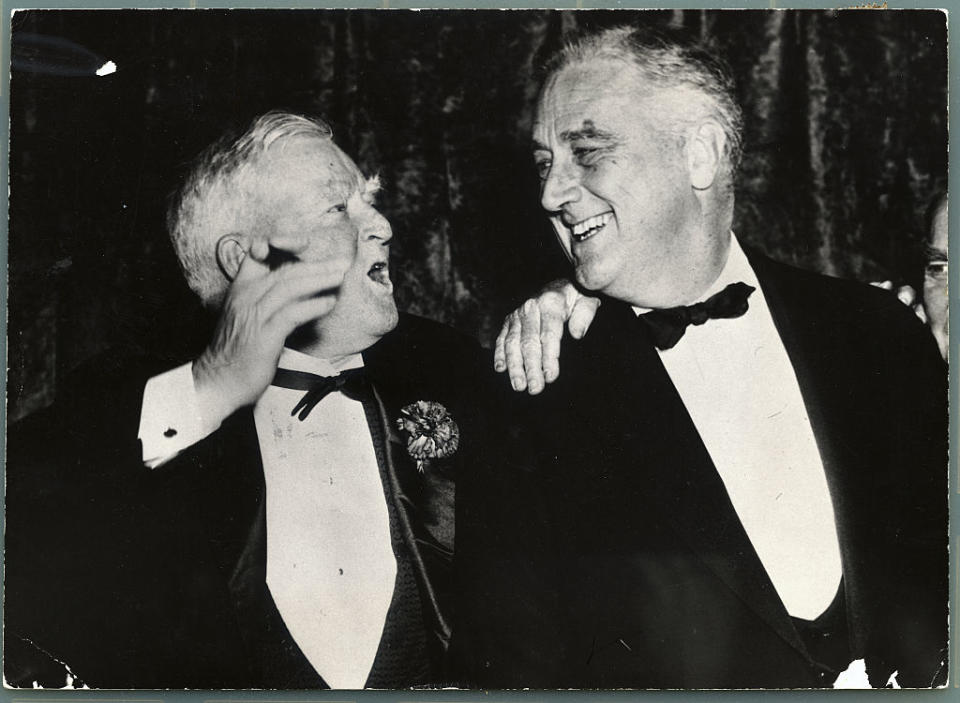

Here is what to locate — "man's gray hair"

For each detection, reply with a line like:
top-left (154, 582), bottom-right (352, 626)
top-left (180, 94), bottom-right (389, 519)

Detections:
top-left (168, 111), bottom-right (334, 308)
top-left (545, 25), bottom-right (744, 178)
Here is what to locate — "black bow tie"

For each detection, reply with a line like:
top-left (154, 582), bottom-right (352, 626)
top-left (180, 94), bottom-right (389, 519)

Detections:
top-left (271, 367), bottom-right (368, 420)
top-left (639, 282), bottom-right (756, 351)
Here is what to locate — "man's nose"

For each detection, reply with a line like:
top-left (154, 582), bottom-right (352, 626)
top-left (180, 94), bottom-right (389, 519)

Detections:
top-left (540, 160), bottom-right (581, 213)
top-left (361, 209), bottom-right (393, 245)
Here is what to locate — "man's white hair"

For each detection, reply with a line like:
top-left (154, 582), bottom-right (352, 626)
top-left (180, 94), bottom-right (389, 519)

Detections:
top-left (167, 111), bottom-right (334, 308)
top-left (545, 25), bottom-right (744, 181)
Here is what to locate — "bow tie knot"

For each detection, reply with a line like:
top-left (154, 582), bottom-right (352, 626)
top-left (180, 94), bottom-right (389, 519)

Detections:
top-left (685, 303), bottom-right (713, 327)
top-left (639, 281), bottom-right (756, 350)
top-left (271, 367), bottom-right (368, 420)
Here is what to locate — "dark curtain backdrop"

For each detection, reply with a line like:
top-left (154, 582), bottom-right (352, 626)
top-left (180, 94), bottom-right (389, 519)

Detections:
top-left (7, 9), bottom-right (947, 422)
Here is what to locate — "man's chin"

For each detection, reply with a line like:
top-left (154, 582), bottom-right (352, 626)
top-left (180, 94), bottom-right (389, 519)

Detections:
top-left (377, 304), bottom-right (400, 336)
top-left (575, 266), bottom-right (608, 296)
top-left (350, 298), bottom-right (399, 344)
top-left (288, 298), bottom-right (398, 357)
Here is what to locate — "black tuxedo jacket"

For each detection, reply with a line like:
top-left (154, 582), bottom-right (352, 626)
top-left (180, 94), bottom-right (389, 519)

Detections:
top-left (6, 314), bottom-right (489, 689)
top-left (456, 250), bottom-right (948, 689)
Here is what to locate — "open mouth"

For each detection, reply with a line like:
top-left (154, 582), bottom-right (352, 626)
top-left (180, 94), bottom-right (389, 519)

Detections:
top-left (367, 261), bottom-right (391, 286)
top-left (571, 212), bottom-right (613, 243)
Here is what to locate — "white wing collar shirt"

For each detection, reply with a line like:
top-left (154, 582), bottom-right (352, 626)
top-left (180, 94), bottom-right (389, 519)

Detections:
top-left (138, 348), bottom-right (396, 689)
top-left (634, 234), bottom-right (842, 621)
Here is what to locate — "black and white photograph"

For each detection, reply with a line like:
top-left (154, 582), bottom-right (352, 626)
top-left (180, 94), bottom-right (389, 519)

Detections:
top-left (3, 7), bottom-right (950, 691)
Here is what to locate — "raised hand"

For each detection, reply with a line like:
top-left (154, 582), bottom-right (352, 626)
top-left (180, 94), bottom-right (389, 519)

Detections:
top-left (192, 234), bottom-right (349, 427)
top-left (494, 279), bottom-right (601, 394)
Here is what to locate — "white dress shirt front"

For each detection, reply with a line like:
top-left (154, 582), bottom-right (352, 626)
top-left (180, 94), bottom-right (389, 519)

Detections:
top-left (138, 349), bottom-right (396, 688)
top-left (635, 235), bottom-right (843, 620)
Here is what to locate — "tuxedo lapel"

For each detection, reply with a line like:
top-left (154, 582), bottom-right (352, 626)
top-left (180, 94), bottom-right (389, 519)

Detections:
top-left (205, 408), bottom-right (326, 688)
top-left (374, 387), bottom-right (453, 650)
top-left (360, 352), bottom-right (454, 662)
top-left (204, 408), bottom-right (269, 652)
top-left (577, 300), bottom-right (811, 662)
top-left (744, 249), bottom-right (872, 658)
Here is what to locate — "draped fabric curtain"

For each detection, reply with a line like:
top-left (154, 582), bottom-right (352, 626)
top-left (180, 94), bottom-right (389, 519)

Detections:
top-left (8, 9), bottom-right (947, 421)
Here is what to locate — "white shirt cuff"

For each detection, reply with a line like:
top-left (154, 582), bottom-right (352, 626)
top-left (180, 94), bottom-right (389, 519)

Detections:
top-left (138, 362), bottom-right (219, 468)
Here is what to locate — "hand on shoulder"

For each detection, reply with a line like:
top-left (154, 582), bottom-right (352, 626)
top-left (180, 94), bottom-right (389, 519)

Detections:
top-left (493, 279), bottom-right (601, 395)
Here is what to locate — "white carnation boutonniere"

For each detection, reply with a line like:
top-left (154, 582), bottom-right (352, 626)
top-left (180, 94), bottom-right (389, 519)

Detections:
top-left (396, 400), bottom-right (460, 472)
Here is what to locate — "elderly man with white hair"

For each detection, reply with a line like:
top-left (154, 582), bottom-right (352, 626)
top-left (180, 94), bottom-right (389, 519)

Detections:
top-left (6, 111), bottom-right (488, 689)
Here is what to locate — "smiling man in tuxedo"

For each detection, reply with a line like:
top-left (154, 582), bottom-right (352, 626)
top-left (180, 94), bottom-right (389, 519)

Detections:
top-left (5, 111), bottom-right (486, 689)
top-left (457, 25), bottom-right (947, 688)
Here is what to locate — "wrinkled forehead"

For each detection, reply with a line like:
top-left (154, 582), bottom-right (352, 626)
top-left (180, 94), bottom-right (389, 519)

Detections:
top-left (223, 134), bottom-right (372, 242)
top-left (254, 134), bottom-right (364, 198)
top-left (534, 59), bottom-right (654, 141)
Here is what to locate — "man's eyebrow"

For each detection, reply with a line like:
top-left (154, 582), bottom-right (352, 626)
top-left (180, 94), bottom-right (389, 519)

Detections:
top-left (925, 245), bottom-right (948, 261)
top-left (531, 122), bottom-right (618, 153)
top-left (560, 121), bottom-right (617, 143)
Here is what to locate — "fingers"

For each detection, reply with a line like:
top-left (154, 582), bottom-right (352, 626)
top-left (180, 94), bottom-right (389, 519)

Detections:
top-left (519, 300), bottom-right (546, 394)
top-left (226, 258), bottom-right (348, 329)
top-left (539, 276), bottom-right (573, 296)
top-left (232, 236), bottom-right (314, 283)
top-left (568, 296), bottom-right (601, 339)
top-left (269, 294), bottom-right (339, 334)
top-left (551, 277), bottom-right (600, 339)
top-left (537, 292), bottom-right (567, 385)
top-left (496, 282), bottom-right (595, 393)
top-left (895, 284), bottom-right (918, 308)
top-left (247, 234), bottom-right (311, 262)
top-left (502, 311), bottom-right (527, 392)
top-left (871, 280), bottom-right (894, 291)
top-left (494, 321), bottom-right (509, 373)
top-left (233, 242), bottom-right (272, 282)
top-left (257, 260), bottom-right (348, 319)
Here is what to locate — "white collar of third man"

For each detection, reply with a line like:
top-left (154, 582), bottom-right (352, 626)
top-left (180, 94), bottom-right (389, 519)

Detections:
top-left (276, 347), bottom-right (365, 378)
top-left (632, 232), bottom-right (758, 317)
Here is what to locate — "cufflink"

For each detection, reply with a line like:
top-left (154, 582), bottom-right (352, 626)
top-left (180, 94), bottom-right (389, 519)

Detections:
top-left (163, 428), bottom-right (178, 438)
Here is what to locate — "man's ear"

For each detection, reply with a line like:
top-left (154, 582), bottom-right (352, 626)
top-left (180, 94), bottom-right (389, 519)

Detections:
top-left (215, 233), bottom-right (249, 281)
top-left (686, 121), bottom-right (727, 191)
